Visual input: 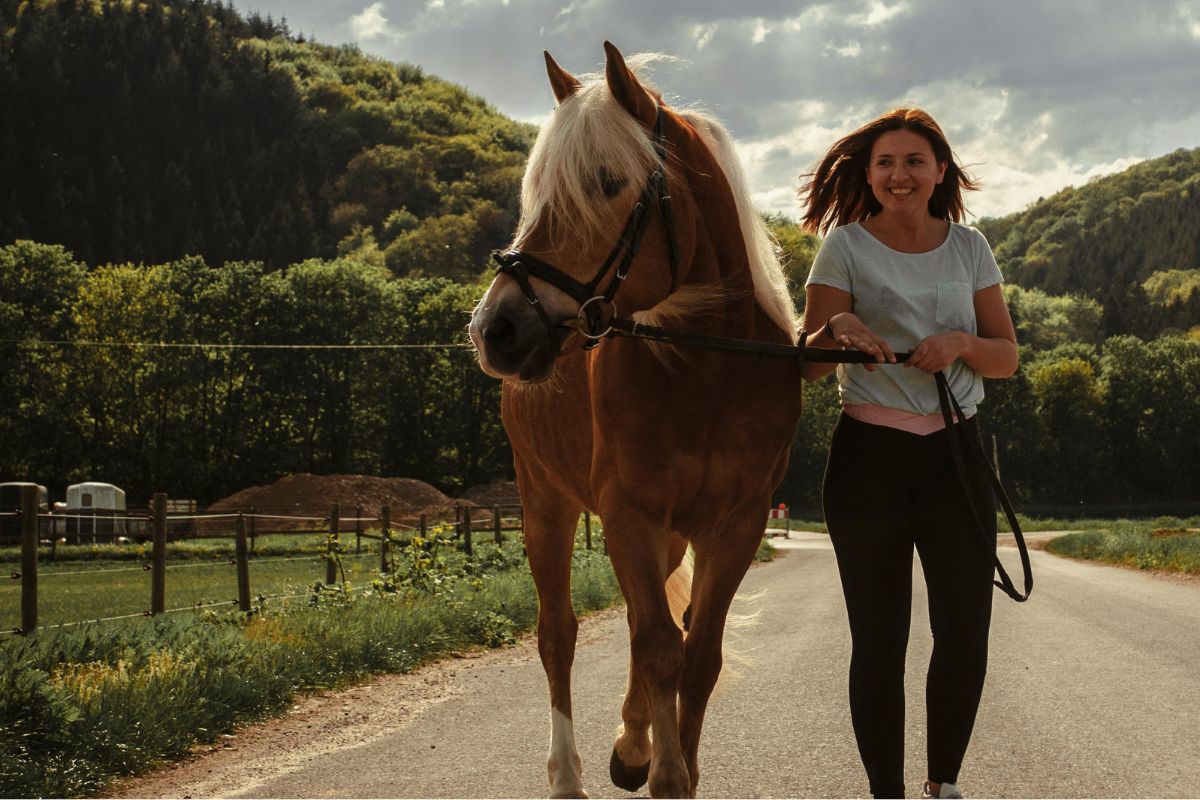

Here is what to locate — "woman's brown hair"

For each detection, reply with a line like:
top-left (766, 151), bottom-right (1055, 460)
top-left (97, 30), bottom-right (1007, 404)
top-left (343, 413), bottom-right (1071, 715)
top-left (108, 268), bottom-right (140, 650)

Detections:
top-left (798, 108), bottom-right (978, 235)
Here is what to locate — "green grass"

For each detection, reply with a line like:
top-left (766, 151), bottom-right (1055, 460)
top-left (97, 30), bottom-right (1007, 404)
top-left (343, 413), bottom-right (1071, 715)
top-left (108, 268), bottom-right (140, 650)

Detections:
top-left (754, 537), bottom-right (776, 562)
top-left (1, 520), bottom-right (605, 632)
top-left (1002, 514), bottom-right (1118, 533)
top-left (765, 512), bottom-right (1187, 536)
top-left (0, 551), bottom-right (394, 630)
top-left (762, 513), bottom-right (1200, 578)
top-left (1045, 517), bottom-right (1200, 575)
top-left (764, 518), bottom-right (826, 532)
top-left (0, 540), bottom-right (623, 798)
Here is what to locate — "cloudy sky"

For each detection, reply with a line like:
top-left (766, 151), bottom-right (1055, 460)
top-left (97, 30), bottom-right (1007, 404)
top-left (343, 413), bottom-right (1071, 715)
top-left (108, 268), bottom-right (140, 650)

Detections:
top-left (233, 0), bottom-right (1200, 220)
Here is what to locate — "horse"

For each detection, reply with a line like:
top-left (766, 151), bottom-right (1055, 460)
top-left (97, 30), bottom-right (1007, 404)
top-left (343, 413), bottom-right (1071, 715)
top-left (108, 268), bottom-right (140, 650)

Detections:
top-left (468, 42), bottom-right (804, 798)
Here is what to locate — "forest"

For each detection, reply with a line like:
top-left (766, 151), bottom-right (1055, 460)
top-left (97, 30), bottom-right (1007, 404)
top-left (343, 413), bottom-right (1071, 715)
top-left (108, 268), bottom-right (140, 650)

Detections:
top-left (2, 0), bottom-right (1198, 514)
top-left (0, 0), bottom-right (534, 275)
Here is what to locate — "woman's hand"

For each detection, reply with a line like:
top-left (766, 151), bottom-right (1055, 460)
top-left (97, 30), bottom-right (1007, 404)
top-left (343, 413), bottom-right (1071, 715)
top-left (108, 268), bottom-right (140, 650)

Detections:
top-left (905, 331), bottom-right (967, 373)
top-left (827, 313), bottom-right (895, 372)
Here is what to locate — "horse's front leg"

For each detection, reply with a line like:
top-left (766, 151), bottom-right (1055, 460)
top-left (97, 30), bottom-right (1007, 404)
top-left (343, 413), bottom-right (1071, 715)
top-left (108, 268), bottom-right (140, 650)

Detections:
top-left (610, 533), bottom-right (689, 793)
top-left (524, 492), bottom-right (587, 799)
top-left (605, 516), bottom-right (691, 798)
top-left (677, 511), bottom-right (766, 797)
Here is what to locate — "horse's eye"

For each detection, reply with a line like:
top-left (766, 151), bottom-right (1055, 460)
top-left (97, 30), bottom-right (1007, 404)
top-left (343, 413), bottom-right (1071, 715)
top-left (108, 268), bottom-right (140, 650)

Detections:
top-left (597, 167), bottom-right (628, 199)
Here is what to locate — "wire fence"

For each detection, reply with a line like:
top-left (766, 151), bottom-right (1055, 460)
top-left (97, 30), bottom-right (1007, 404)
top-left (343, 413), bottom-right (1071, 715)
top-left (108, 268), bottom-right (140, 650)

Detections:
top-left (1, 338), bottom-right (473, 351)
top-left (1, 491), bottom-right (550, 635)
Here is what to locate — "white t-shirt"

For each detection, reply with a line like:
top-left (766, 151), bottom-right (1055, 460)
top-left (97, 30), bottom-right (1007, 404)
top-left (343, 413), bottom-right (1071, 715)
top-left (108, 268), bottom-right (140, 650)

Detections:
top-left (805, 222), bottom-right (1003, 417)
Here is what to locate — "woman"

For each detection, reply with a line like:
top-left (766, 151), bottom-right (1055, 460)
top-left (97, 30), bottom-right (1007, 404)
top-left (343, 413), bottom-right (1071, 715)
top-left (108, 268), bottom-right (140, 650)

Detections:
top-left (798, 108), bottom-right (1018, 799)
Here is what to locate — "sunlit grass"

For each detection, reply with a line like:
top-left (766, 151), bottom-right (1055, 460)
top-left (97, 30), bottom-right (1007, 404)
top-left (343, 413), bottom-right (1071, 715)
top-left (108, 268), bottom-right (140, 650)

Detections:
top-left (1045, 517), bottom-right (1200, 575)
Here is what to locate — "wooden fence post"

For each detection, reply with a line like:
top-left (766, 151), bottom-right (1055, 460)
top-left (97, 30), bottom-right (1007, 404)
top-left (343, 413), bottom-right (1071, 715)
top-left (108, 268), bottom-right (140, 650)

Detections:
top-left (235, 512), bottom-right (251, 612)
top-left (249, 505), bottom-right (257, 553)
top-left (584, 510), bottom-right (592, 551)
top-left (355, 504), bottom-right (362, 555)
top-left (20, 485), bottom-right (38, 634)
top-left (462, 506), bottom-right (473, 557)
top-left (380, 506), bottom-right (391, 572)
top-left (151, 493), bottom-right (166, 615)
top-left (493, 506), bottom-right (503, 545)
top-left (419, 514), bottom-right (427, 539)
top-left (326, 503), bottom-right (340, 585)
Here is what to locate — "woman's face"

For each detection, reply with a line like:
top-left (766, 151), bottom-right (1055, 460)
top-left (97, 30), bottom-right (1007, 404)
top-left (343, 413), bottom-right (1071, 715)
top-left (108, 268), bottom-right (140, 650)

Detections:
top-left (866, 128), bottom-right (947, 216)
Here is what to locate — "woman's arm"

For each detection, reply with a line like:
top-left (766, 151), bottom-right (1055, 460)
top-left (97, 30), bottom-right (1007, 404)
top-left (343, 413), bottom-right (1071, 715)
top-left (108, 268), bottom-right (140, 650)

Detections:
top-left (800, 284), bottom-right (895, 381)
top-left (905, 283), bottom-right (1018, 377)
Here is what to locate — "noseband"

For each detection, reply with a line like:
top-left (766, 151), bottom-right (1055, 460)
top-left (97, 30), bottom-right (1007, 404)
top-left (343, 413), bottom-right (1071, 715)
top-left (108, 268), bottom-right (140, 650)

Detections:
top-left (491, 106), bottom-right (680, 349)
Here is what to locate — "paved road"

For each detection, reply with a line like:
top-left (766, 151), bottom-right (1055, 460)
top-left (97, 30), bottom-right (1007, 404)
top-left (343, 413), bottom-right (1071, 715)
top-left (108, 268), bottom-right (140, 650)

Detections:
top-left (118, 532), bottom-right (1200, 798)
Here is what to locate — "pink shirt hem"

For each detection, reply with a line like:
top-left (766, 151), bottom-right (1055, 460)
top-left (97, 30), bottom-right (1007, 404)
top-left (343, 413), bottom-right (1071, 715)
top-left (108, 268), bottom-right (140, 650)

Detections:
top-left (843, 403), bottom-right (969, 436)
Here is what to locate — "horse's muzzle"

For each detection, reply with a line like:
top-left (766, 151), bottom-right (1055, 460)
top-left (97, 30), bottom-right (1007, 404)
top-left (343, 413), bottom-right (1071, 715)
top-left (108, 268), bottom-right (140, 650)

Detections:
top-left (470, 298), bottom-right (563, 382)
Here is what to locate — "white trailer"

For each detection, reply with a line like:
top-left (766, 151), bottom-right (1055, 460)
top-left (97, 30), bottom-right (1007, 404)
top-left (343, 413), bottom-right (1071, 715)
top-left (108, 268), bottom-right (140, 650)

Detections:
top-left (65, 482), bottom-right (127, 541)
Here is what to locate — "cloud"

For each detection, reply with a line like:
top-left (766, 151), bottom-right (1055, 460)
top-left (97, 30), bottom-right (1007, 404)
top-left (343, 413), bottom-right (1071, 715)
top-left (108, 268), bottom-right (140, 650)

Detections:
top-left (232, 0), bottom-right (1200, 218)
top-left (348, 2), bottom-right (394, 41)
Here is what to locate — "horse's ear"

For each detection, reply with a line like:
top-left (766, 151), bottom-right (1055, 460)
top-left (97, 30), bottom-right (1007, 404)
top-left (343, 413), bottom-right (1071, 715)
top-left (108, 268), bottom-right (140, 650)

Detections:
top-left (544, 50), bottom-right (581, 104)
top-left (603, 41), bottom-right (656, 127)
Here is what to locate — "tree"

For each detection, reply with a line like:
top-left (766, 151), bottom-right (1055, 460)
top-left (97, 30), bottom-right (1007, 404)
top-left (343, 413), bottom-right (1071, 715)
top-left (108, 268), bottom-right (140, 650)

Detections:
top-left (1004, 285), bottom-right (1104, 350)
top-left (1027, 357), bottom-right (1108, 503)
top-left (0, 242), bottom-right (88, 486)
top-left (1100, 335), bottom-right (1200, 502)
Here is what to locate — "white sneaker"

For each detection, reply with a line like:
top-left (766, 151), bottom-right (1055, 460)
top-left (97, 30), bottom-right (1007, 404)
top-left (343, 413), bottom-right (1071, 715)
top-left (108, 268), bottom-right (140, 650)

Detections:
top-left (922, 781), bottom-right (964, 799)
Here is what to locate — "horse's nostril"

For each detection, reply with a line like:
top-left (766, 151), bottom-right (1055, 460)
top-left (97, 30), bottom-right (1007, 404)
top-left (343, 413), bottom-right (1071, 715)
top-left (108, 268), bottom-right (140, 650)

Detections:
top-left (484, 316), bottom-right (516, 345)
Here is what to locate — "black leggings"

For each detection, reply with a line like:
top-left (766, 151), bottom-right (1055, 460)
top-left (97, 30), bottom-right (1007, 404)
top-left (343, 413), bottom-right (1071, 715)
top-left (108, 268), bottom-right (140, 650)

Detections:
top-left (823, 413), bottom-right (996, 799)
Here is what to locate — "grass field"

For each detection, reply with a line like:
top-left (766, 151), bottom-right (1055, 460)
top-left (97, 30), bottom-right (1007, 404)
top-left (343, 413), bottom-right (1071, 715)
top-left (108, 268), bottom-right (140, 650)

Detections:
top-left (0, 549), bottom-right (394, 630)
top-left (1, 519), bottom-right (779, 633)
top-left (0, 522), bottom-right (598, 634)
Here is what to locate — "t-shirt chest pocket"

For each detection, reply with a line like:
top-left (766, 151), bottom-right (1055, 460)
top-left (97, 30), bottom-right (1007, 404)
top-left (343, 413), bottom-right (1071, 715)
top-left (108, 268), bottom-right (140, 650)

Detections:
top-left (935, 281), bottom-right (974, 330)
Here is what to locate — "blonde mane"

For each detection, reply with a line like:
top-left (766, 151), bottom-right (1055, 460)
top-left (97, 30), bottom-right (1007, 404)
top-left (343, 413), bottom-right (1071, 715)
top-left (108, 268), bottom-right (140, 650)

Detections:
top-left (517, 55), bottom-right (798, 343)
top-left (679, 111), bottom-right (798, 342)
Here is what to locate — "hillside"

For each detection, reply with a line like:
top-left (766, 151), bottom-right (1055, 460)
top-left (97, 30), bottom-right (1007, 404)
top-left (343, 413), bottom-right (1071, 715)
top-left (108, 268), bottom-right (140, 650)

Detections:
top-left (976, 147), bottom-right (1200, 336)
top-left (0, 0), bottom-right (535, 276)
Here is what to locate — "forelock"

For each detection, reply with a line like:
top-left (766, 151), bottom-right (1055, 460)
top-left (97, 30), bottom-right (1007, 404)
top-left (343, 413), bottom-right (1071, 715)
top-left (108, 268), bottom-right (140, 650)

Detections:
top-left (514, 60), bottom-right (670, 247)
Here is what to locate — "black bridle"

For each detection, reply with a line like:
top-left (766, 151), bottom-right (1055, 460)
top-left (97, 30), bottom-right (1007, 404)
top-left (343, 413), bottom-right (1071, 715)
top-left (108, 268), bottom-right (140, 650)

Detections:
top-left (487, 105), bottom-right (1032, 603)
top-left (491, 106), bottom-right (680, 350)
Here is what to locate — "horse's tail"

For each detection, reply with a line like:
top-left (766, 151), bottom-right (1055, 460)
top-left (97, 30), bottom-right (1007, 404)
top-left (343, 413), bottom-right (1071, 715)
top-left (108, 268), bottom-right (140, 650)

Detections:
top-left (662, 546), bottom-right (759, 697)
top-left (710, 587), bottom-right (761, 697)
top-left (665, 548), bottom-right (693, 635)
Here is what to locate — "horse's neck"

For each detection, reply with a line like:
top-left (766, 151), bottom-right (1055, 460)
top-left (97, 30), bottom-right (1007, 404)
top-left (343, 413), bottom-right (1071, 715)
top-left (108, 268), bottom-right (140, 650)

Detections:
top-left (688, 196), bottom-right (785, 344)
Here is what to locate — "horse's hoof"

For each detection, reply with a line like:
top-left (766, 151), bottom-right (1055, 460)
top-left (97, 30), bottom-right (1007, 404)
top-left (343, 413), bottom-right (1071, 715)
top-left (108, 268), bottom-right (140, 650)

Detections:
top-left (609, 746), bottom-right (650, 792)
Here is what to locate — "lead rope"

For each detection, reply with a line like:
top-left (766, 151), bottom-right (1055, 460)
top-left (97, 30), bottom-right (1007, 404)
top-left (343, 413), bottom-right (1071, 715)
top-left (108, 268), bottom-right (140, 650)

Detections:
top-left (594, 320), bottom-right (1034, 602)
top-left (934, 371), bottom-right (1033, 602)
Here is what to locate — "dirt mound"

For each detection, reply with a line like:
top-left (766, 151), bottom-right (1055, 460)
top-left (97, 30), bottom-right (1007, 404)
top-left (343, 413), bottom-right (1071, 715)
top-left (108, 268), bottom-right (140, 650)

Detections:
top-left (461, 481), bottom-right (521, 507)
top-left (206, 474), bottom-right (459, 527)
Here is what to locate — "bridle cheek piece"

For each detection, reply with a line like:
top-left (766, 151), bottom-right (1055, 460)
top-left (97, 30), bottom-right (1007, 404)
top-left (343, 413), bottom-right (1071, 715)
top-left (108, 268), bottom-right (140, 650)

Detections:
top-left (491, 106), bottom-right (679, 350)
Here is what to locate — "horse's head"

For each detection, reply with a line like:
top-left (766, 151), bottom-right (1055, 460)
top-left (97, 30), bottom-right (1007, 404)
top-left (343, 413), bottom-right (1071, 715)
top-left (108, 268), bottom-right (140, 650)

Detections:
top-left (469, 42), bottom-right (699, 382)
